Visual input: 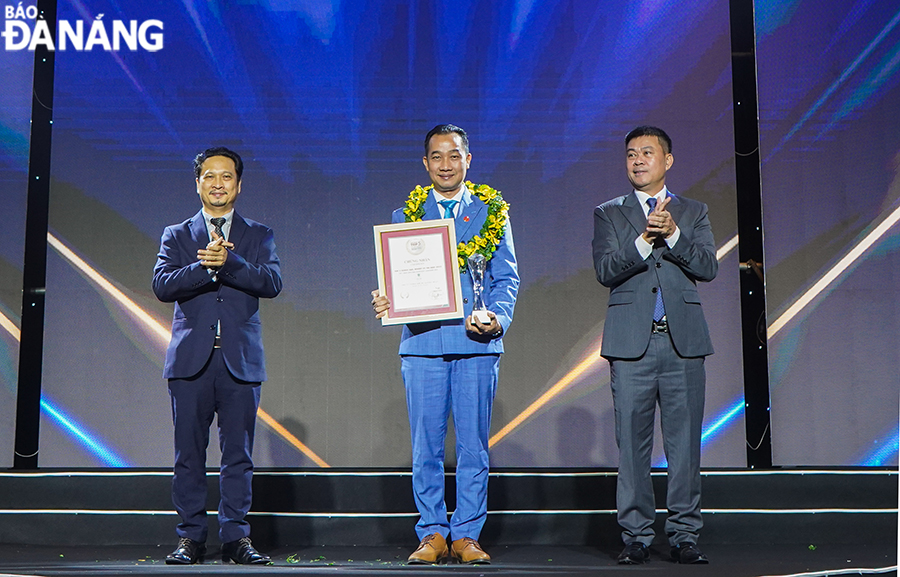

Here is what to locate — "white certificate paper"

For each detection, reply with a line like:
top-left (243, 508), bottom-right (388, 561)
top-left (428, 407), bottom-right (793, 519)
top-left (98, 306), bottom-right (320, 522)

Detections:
top-left (387, 232), bottom-right (450, 311)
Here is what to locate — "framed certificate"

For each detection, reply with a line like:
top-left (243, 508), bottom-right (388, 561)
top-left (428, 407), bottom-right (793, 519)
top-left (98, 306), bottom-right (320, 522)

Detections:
top-left (373, 219), bottom-right (464, 326)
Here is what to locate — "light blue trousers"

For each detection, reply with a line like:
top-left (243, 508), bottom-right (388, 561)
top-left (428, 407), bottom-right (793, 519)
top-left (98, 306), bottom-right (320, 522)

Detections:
top-left (400, 354), bottom-right (500, 541)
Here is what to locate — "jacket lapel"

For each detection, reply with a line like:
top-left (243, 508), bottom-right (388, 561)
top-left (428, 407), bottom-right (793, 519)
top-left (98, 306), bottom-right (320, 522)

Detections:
top-left (422, 193), bottom-right (441, 221)
top-left (651, 192), bottom-right (682, 257)
top-left (454, 188), bottom-right (484, 241)
top-left (665, 192), bottom-right (684, 228)
top-left (622, 193), bottom-right (647, 238)
top-left (189, 211), bottom-right (208, 246)
top-left (229, 211), bottom-right (247, 252)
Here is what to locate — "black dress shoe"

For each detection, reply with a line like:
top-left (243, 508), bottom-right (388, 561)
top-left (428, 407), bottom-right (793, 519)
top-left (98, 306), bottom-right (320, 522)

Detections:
top-left (671, 542), bottom-right (709, 564)
top-left (165, 537), bottom-right (205, 565)
top-left (221, 537), bottom-right (271, 564)
top-left (617, 542), bottom-right (649, 564)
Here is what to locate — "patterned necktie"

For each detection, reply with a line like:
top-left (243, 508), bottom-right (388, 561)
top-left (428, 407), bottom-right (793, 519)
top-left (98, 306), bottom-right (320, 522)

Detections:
top-left (646, 198), bottom-right (665, 322)
top-left (438, 199), bottom-right (458, 219)
top-left (210, 217), bottom-right (226, 240)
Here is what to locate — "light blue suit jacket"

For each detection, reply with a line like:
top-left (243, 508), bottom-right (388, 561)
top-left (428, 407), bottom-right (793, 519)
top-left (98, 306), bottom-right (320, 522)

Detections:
top-left (392, 188), bottom-right (519, 356)
top-left (153, 210), bottom-right (282, 381)
top-left (592, 191), bottom-right (717, 359)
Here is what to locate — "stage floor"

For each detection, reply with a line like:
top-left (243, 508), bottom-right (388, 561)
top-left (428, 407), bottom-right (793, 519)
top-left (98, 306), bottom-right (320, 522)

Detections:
top-left (0, 544), bottom-right (895, 577)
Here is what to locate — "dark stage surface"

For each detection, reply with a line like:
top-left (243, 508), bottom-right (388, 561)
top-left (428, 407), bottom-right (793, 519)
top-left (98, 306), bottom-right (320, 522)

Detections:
top-left (0, 544), bottom-right (895, 577)
top-left (0, 470), bottom-right (895, 576)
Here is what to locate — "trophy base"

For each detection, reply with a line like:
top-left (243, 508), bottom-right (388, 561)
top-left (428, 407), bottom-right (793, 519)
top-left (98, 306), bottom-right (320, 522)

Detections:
top-left (472, 310), bottom-right (492, 325)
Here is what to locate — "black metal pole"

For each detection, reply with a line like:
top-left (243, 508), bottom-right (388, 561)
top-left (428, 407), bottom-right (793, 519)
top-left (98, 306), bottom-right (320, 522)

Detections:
top-left (729, 0), bottom-right (773, 468)
top-left (13, 0), bottom-right (57, 469)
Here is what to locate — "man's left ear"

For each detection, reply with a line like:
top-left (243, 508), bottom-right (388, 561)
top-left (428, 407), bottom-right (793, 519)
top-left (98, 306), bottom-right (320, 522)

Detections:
top-left (665, 153), bottom-right (674, 171)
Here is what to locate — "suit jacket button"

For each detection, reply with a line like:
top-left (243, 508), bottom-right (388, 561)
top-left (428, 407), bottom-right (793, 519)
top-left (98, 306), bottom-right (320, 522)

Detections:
top-left (217, 297), bottom-right (223, 302)
top-left (463, 298), bottom-right (469, 304)
top-left (651, 287), bottom-right (658, 293)
top-left (656, 262), bottom-right (661, 268)
top-left (209, 325), bottom-right (216, 330)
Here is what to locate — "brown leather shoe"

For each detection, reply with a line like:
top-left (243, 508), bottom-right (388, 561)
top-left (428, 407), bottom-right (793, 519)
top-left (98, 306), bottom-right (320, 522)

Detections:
top-left (450, 537), bottom-right (491, 564)
top-left (407, 533), bottom-right (449, 564)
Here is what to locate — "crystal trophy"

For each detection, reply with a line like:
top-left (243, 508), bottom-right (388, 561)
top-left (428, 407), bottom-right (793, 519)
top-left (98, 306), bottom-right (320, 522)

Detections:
top-left (467, 253), bottom-right (492, 324)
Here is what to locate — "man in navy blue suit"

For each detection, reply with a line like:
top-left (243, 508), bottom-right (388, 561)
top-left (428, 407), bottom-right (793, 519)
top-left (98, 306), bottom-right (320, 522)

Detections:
top-left (372, 125), bottom-right (519, 565)
top-left (153, 147), bottom-right (282, 565)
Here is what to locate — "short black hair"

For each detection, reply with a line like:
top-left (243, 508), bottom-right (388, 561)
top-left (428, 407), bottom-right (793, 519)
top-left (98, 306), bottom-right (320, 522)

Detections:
top-left (625, 126), bottom-right (672, 155)
top-left (193, 147), bottom-right (243, 181)
top-left (424, 124), bottom-right (469, 155)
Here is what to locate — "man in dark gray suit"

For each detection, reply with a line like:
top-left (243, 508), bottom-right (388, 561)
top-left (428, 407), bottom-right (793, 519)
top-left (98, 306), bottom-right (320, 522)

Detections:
top-left (592, 126), bottom-right (717, 565)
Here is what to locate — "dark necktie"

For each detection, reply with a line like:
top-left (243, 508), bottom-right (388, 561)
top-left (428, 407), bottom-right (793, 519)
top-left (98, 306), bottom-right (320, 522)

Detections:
top-left (646, 198), bottom-right (665, 322)
top-left (438, 200), bottom-right (458, 219)
top-left (208, 218), bottom-right (227, 335)
top-left (210, 217), bottom-right (226, 240)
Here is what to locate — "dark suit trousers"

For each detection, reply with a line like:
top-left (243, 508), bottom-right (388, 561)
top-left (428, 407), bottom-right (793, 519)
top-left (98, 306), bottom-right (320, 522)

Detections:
top-left (609, 331), bottom-right (705, 547)
top-left (168, 348), bottom-right (261, 543)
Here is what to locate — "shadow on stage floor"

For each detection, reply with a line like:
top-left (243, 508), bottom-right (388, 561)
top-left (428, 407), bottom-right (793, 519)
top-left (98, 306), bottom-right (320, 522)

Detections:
top-left (0, 544), bottom-right (895, 577)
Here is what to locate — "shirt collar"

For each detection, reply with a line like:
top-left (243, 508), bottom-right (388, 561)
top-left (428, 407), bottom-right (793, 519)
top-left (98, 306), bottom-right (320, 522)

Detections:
top-left (634, 186), bottom-right (669, 206)
top-left (432, 187), bottom-right (465, 205)
top-left (201, 209), bottom-right (234, 225)
top-left (634, 188), bottom-right (669, 217)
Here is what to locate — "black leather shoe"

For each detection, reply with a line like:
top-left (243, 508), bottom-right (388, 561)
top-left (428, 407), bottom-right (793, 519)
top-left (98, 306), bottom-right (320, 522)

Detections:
top-left (671, 542), bottom-right (709, 564)
top-left (165, 537), bottom-right (205, 565)
top-left (221, 537), bottom-right (271, 564)
top-left (617, 542), bottom-right (649, 564)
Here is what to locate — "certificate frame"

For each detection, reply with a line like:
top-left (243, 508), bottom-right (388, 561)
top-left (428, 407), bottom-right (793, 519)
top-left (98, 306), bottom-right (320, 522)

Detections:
top-left (373, 219), bottom-right (464, 326)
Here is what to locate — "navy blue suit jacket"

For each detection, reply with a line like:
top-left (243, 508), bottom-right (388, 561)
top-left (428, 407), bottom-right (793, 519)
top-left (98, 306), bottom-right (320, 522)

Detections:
top-left (153, 210), bottom-right (282, 381)
top-left (392, 188), bottom-right (519, 356)
top-left (592, 191), bottom-right (717, 359)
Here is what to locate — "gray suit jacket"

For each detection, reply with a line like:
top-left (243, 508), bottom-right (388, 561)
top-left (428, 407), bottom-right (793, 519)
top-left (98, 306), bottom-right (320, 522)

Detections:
top-left (592, 191), bottom-right (717, 359)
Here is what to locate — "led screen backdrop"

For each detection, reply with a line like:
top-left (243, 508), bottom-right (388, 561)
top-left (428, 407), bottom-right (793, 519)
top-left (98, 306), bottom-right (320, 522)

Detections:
top-left (34, 0), bottom-right (748, 468)
top-left (757, 0), bottom-right (900, 466)
top-left (0, 47), bottom-right (32, 467)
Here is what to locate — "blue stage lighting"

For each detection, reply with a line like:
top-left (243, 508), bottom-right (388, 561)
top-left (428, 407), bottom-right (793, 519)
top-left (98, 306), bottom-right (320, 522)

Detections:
top-left (860, 426), bottom-right (900, 467)
top-left (40, 397), bottom-right (131, 467)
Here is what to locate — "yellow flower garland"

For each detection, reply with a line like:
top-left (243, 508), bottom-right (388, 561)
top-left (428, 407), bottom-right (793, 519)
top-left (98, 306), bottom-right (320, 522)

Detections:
top-left (403, 181), bottom-right (509, 271)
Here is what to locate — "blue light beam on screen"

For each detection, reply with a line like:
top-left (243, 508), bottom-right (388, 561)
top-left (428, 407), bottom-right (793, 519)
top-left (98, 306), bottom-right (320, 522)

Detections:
top-left (701, 398), bottom-right (746, 445)
top-left (40, 397), bottom-right (131, 467)
top-left (66, 0), bottom-right (182, 144)
top-left (861, 425), bottom-right (899, 466)
top-left (763, 7), bottom-right (900, 162)
top-left (654, 397), bottom-right (745, 468)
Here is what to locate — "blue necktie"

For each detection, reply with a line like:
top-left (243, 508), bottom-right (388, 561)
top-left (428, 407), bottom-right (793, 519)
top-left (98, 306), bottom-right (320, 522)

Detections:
top-left (646, 198), bottom-right (665, 322)
top-left (438, 199), bottom-right (458, 219)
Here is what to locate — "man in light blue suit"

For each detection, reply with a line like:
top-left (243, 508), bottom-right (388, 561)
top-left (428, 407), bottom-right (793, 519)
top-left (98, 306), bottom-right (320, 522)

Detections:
top-left (153, 147), bottom-right (281, 566)
top-left (372, 124), bottom-right (519, 565)
top-left (592, 126), bottom-right (717, 565)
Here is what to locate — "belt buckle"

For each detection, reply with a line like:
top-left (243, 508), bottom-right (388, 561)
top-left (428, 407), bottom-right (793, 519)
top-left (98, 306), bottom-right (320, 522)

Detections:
top-left (652, 319), bottom-right (668, 334)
